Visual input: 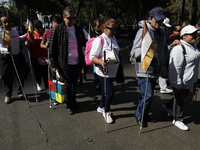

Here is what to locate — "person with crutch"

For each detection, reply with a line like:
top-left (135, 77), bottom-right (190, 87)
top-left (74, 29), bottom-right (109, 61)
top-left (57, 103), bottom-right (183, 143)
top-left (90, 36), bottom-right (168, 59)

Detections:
top-left (90, 18), bottom-right (130, 124)
top-left (130, 7), bottom-right (167, 128)
top-left (0, 16), bottom-right (29, 104)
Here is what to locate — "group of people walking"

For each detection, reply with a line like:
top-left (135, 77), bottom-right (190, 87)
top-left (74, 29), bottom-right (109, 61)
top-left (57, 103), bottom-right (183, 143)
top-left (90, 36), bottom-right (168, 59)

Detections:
top-left (0, 6), bottom-right (200, 131)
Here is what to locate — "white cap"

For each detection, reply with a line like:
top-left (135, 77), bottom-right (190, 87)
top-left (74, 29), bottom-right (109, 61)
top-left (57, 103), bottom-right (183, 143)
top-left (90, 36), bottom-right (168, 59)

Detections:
top-left (163, 18), bottom-right (171, 27)
top-left (181, 25), bottom-right (197, 36)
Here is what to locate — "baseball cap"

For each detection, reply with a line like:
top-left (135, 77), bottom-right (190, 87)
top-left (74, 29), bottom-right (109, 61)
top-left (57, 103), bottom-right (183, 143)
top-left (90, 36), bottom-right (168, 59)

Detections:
top-left (181, 25), bottom-right (197, 36)
top-left (149, 7), bottom-right (166, 21)
top-left (163, 18), bottom-right (171, 27)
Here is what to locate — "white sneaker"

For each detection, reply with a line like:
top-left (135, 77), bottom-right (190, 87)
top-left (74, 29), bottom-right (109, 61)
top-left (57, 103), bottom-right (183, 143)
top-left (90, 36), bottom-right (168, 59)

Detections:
top-left (160, 88), bottom-right (173, 94)
top-left (97, 106), bottom-right (104, 113)
top-left (103, 112), bottom-right (113, 124)
top-left (37, 84), bottom-right (42, 91)
top-left (45, 89), bottom-right (49, 95)
top-left (53, 101), bottom-right (60, 106)
top-left (4, 96), bottom-right (11, 104)
top-left (172, 120), bottom-right (189, 131)
top-left (162, 104), bottom-right (173, 116)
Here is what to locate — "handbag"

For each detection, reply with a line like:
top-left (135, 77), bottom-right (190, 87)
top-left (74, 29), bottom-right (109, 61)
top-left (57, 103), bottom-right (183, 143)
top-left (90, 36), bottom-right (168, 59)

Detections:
top-left (115, 62), bottom-right (124, 83)
top-left (114, 49), bottom-right (124, 83)
top-left (48, 70), bottom-right (67, 104)
top-left (38, 57), bottom-right (48, 65)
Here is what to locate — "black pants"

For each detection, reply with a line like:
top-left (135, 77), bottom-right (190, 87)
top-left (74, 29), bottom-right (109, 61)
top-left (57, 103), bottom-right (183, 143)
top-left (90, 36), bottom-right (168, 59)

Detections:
top-left (31, 58), bottom-right (48, 89)
top-left (172, 88), bottom-right (189, 121)
top-left (1, 54), bottom-right (25, 97)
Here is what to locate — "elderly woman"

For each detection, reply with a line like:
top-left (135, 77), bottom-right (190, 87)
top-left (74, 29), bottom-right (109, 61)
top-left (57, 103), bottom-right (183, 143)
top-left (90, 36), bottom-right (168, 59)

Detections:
top-left (90, 18), bottom-right (130, 123)
top-left (168, 25), bottom-right (200, 130)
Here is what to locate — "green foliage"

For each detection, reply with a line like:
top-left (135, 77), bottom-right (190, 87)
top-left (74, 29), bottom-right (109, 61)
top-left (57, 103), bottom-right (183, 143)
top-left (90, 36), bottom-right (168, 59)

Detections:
top-left (1, 0), bottom-right (200, 28)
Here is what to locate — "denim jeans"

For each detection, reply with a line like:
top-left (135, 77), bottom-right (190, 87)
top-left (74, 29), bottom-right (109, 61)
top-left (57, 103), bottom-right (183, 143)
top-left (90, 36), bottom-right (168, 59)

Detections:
top-left (60, 63), bottom-right (81, 109)
top-left (97, 75), bottom-right (114, 112)
top-left (136, 77), bottom-right (157, 118)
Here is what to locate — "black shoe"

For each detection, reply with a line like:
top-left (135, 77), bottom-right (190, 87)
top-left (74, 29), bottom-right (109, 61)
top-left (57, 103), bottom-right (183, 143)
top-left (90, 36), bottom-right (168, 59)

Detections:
top-left (73, 102), bottom-right (81, 109)
top-left (145, 115), bottom-right (157, 123)
top-left (135, 116), bottom-right (148, 127)
top-left (67, 108), bottom-right (74, 115)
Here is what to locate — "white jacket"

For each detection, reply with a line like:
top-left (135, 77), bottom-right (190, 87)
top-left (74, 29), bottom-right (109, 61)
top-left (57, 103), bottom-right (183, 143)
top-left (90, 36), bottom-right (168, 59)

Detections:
top-left (90, 33), bottom-right (120, 78)
top-left (169, 40), bottom-right (200, 89)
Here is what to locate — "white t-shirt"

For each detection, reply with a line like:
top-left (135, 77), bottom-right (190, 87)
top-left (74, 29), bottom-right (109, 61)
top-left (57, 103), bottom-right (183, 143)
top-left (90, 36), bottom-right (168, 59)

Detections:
top-left (90, 33), bottom-right (120, 78)
top-left (66, 26), bottom-right (79, 65)
top-left (0, 28), bottom-right (27, 55)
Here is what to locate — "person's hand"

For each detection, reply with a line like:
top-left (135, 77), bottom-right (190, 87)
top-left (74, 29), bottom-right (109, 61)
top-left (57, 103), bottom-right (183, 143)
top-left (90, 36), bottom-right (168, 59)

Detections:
top-left (45, 41), bottom-right (49, 48)
top-left (98, 59), bottom-right (108, 68)
top-left (25, 40), bottom-right (30, 46)
top-left (52, 67), bottom-right (59, 72)
top-left (171, 40), bottom-right (182, 47)
top-left (6, 45), bottom-right (11, 52)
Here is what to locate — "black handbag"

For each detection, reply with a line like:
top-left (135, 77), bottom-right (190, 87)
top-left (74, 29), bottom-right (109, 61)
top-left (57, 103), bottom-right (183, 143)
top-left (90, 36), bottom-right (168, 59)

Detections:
top-left (115, 50), bottom-right (124, 83)
top-left (115, 62), bottom-right (124, 83)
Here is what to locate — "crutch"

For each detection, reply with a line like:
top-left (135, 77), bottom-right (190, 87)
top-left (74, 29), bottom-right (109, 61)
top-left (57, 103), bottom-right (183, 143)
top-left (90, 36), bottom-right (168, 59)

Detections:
top-left (103, 50), bottom-right (107, 132)
top-left (139, 71), bottom-right (149, 134)
top-left (10, 53), bottom-right (30, 108)
top-left (26, 46), bottom-right (38, 102)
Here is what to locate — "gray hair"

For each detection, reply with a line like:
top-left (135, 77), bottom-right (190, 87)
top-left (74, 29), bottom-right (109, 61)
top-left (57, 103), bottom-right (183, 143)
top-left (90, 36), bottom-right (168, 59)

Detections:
top-left (63, 7), bottom-right (75, 16)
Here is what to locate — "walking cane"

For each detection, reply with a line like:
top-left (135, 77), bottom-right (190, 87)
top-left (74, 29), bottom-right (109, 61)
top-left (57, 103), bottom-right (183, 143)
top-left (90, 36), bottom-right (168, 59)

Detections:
top-left (46, 37), bottom-right (52, 108)
top-left (10, 53), bottom-right (30, 108)
top-left (139, 71), bottom-right (149, 134)
top-left (103, 50), bottom-right (108, 132)
top-left (26, 46), bottom-right (38, 102)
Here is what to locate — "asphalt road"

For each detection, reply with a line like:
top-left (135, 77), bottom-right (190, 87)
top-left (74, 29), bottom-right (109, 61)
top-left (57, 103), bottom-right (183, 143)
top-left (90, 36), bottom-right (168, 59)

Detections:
top-left (0, 40), bottom-right (200, 150)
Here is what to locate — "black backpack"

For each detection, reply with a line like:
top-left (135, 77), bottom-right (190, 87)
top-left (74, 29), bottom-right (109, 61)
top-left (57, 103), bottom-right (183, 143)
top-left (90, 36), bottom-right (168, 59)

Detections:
top-left (160, 45), bottom-right (186, 78)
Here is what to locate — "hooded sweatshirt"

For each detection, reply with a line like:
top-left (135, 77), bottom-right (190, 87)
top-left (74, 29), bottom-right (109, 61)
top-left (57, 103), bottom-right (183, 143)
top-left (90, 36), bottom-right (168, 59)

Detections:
top-left (130, 20), bottom-right (167, 78)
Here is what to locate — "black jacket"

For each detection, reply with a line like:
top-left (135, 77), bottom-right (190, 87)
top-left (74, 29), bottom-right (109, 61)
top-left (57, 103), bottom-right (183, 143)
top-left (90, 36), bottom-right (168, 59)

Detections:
top-left (49, 23), bottom-right (87, 70)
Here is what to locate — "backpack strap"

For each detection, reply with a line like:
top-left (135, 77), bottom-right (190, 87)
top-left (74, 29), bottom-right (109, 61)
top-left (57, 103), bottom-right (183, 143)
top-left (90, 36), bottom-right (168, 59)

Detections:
top-left (181, 45), bottom-right (186, 55)
top-left (99, 36), bottom-right (104, 48)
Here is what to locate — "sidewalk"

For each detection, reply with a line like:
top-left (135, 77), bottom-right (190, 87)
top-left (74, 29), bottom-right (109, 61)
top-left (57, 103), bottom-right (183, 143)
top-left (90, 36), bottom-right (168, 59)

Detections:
top-left (0, 44), bottom-right (200, 150)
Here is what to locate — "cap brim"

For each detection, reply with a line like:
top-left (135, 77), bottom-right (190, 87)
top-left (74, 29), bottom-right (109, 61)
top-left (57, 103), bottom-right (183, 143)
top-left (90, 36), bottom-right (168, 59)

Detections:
top-left (154, 15), bottom-right (166, 21)
top-left (164, 23), bottom-right (171, 27)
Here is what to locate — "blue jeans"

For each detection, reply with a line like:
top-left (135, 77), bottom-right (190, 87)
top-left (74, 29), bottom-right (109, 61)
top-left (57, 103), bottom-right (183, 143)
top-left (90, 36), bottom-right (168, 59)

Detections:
top-left (136, 77), bottom-right (157, 118)
top-left (60, 63), bottom-right (81, 109)
top-left (97, 75), bottom-right (114, 112)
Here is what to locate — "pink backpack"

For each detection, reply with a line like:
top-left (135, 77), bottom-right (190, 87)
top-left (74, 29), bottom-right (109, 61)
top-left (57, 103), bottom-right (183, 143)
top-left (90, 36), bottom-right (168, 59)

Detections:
top-left (85, 36), bottom-right (104, 66)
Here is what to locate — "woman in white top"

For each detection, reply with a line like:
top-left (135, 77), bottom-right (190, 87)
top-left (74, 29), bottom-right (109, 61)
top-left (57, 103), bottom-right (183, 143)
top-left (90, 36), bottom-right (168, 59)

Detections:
top-left (168, 25), bottom-right (200, 130)
top-left (90, 18), bottom-right (130, 123)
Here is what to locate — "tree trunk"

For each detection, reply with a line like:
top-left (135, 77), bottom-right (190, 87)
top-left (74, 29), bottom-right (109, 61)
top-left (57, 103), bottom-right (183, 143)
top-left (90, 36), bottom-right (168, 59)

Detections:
top-left (191, 0), bottom-right (197, 25)
top-left (180, 0), bottom-right (185, 23)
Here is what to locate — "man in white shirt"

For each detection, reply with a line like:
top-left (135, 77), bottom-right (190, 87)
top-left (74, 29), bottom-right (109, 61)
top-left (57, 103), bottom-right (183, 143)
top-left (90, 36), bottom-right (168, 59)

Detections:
top-left (0, 16), bottom-right (28, 104)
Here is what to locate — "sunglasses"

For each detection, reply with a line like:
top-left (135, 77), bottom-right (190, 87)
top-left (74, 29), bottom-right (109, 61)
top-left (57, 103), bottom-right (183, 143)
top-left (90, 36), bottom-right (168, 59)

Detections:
top-left (34, 26), bottom-right (42, 29)
top-left (176, 29), bottom-right (181, 32)
top-left (105, 26), bottom-right (117, 32)
top-left (66, 17), bottom-right (76, 20)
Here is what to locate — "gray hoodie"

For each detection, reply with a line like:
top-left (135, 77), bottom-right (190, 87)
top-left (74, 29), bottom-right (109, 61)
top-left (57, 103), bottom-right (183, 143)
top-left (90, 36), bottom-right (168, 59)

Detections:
top-left (169, 40), bottom-right (200, 89)
top-left (130, 20), bottom-right (167, 78)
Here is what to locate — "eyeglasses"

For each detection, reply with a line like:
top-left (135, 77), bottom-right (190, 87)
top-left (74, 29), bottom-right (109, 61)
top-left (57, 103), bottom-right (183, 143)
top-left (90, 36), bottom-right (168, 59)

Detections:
top-left (105, 26), bottom-right (117, 32)
top-left (34, 26), bottom-right (42, 29)
top-left (176, 29), bottom-right (181, 32)
top-left (66, 17), bottom-right (76, 20)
